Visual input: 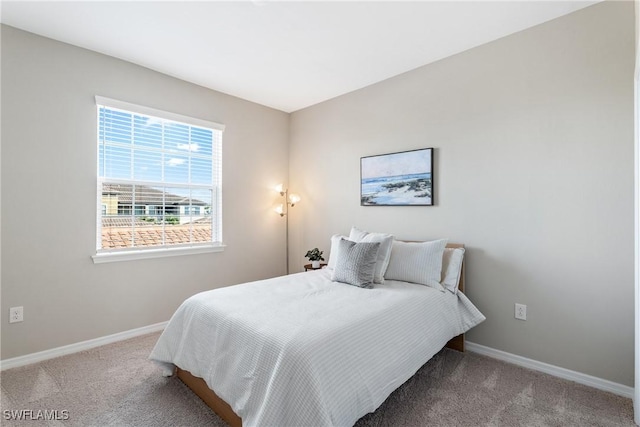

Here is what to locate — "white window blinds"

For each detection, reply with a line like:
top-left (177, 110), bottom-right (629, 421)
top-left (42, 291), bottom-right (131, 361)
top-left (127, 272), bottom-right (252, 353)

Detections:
top-left (96, 96), bottom-right (223, 253)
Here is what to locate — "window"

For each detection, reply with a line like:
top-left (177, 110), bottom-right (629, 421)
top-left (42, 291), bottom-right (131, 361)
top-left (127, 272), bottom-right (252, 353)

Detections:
top-left (94, 96), bottom-right (224, 262)
top-left (184, 206), bottom-right (201, 215)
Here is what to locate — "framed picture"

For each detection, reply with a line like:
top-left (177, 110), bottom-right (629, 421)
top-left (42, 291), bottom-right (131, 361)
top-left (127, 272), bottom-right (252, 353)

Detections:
top-left (361, 148), bottom-right (434, 206)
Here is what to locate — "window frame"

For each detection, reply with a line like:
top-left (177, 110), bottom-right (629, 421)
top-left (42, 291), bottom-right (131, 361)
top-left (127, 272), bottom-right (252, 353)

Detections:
top-left (92, 96), bottom-right (225, 264)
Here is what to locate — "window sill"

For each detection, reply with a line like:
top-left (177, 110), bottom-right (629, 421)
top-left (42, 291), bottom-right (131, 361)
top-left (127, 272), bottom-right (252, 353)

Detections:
top-left (92, 244), bottom-right (225, 264)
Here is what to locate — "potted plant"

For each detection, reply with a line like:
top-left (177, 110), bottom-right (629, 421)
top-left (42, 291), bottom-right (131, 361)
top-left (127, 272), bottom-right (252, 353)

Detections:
top-left (305, 248), bottom-right (325, 269)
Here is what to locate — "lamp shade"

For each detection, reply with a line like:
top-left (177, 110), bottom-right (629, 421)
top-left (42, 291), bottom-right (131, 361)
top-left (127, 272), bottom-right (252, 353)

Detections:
top-left (289, 193), bottom-right (301, 205)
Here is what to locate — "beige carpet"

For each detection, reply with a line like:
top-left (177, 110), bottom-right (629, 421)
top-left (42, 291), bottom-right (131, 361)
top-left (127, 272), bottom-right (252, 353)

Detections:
top-left (0, 332), bottom-right (634, 426)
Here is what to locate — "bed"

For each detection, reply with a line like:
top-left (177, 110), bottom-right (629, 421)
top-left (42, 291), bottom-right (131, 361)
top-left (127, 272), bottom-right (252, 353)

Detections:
top-left (150, 237), bottom-right (485, 427)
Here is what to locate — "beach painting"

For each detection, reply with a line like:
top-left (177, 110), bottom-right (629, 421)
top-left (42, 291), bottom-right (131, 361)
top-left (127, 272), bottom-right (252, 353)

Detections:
top-left (361, 148), bottom-right (433, 206)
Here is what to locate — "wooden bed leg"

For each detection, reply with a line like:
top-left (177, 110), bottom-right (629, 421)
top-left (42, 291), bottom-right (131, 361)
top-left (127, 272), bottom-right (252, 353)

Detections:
top-left (445, 334), bottom-right (465, 352)
top-left (176, 368), bottom-right (242, 427)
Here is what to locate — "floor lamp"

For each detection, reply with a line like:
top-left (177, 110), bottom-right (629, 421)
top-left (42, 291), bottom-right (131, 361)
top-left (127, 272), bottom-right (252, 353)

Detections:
top-left (275, 184), bottom-right (300, 274)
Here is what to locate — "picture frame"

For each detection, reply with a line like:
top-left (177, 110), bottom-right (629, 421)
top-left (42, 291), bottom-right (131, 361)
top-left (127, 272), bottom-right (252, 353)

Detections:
top-left (360, 148), bottom-right (434, 206)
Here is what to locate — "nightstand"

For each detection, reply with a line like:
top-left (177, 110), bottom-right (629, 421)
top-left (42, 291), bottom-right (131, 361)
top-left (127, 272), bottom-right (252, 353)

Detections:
top-left (304, 263), bottom-right (327, 271)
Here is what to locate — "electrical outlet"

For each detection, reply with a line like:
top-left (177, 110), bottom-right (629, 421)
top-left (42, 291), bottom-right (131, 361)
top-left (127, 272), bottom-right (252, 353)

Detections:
top-left (9, 306), bottom-right (23, 323)
top-left (515, 303), bottom-right (527, 321)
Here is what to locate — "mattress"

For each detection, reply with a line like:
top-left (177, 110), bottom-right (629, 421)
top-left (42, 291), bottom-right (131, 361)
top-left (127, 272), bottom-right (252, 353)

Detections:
top-left (150, 269), bottom-right (485, 427)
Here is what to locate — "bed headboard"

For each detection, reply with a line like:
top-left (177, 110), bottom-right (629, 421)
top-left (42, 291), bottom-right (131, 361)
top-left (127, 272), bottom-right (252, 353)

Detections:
top-left (444, 242), bottom-right (465, 352)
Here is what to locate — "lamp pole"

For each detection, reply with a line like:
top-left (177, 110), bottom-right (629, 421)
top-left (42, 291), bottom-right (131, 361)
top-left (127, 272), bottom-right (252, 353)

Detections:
top-left (285, 189), bottom-right (290, 275)
top-left (276, 185), bottom-right (298, 275)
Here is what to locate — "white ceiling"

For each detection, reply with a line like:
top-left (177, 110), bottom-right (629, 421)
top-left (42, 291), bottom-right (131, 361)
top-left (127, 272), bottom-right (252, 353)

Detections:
top-left (1, 1), bottom-right (600, 113)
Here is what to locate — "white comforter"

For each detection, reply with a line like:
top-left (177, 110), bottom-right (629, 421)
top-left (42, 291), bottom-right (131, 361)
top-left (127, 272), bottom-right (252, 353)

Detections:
top-left (150, 269), bottom-right (485, 427)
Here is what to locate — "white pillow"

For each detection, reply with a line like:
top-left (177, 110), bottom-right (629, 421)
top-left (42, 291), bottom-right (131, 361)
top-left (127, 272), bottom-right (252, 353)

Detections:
top-left (327, 234), bottom-right (348, 269)
top-left (348, 227), bottom-right (369, 242)
top-left (441, 247), bottom-right (465, 294)
top-left (384, 239), bottom-right (448, 291)
top-left (348, 226), bottom-right (394, 284)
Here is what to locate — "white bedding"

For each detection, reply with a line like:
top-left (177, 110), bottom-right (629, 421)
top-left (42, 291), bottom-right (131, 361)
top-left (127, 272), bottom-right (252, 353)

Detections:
top-left (150, 269), bottom-right (485, 427)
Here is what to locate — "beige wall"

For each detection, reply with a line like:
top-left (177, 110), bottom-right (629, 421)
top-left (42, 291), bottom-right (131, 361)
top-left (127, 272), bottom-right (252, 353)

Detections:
top-left (0, 26), bottom-right (290, 359)
top-left (289, 1), bottom-right (635, 386)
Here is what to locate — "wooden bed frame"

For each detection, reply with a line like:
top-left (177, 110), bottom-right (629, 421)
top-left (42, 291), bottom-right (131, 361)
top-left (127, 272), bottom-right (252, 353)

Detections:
top-left (176, 242), bottom-right (466, 427)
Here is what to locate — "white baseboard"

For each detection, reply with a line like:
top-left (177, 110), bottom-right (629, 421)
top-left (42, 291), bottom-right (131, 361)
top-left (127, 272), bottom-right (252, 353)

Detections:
top-left (466, 341), bottom-right (634, 399)
top-left (0, 321), bottom-right (168, 371)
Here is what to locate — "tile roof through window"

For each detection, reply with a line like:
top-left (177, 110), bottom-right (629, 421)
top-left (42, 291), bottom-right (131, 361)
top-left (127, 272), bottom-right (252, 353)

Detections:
top-left (101, 223), bottom-right (211, 249)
